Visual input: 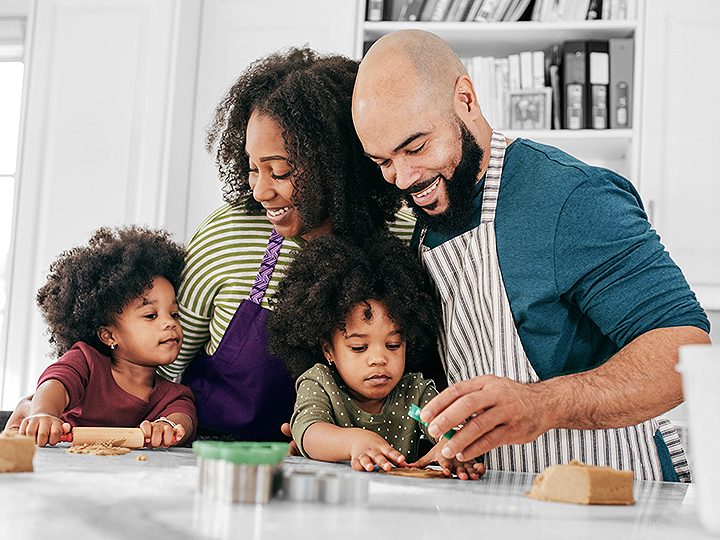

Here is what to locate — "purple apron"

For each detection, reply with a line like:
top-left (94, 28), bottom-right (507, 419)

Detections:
top-left (182, 230), bottom-right (295, 441)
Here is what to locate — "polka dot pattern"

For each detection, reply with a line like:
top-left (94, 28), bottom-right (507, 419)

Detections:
top-left (290, 364), bottom-right (439, 460)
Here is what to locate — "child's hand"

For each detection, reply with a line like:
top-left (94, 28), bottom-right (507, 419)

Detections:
top-left (139, 419), bottom-right (185, 448)
top-left (349, 429), bottom-right (408, 472)
top-left (19, 413), bottom-right (72, 447)
top-left (410, 438), bottom-right (485, 480)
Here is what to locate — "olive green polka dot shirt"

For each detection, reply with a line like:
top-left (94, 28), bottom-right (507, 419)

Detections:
top-left (290, 363), bottom-right (439, 461)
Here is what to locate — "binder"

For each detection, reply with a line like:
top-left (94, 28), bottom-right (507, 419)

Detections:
top-left (587, 40), bottom-right (609, 129)
top-left (562, 40), bottom-right (587, 129)
top-left (609, 37), bottom-right (633, 128)
top-left (548, 44), bottom-right (562, 129)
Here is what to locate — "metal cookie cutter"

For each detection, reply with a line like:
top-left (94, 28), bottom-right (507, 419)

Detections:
top-left (282, 469), bottom-right (369, 504)
top-left (193, 441), bottom-right (288, 504)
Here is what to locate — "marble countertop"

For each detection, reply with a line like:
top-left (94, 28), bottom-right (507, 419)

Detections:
top-left (1, 445), bottom-right (717, 539)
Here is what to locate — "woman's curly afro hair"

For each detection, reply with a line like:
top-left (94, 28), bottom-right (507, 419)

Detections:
top-left (267, 233), bottom-right (441, 380)
top-left (206, 46), bottom-right (401, 241)
top-left (36, 225), bottom-right (186, 357)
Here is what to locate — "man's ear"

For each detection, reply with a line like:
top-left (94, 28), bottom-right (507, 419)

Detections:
top-left (321, 341), bottom-right (334, 364)
top-left (97, 327), bottom-right (115, 348)
top-left (454, 75), bottom-right (482, 120)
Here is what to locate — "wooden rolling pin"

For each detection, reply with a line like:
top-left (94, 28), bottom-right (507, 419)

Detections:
top-left (71, 427), bottom-right (144, 449)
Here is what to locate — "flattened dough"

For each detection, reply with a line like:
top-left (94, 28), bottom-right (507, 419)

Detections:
top-left (381, 466), bottom-right (447, 479)
top-left (66, 442), bottom-right (131, 456)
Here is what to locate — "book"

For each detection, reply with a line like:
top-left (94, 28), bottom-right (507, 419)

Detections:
top-left (508, 53), bottom-right (521, 90)
top-left (519, 50), bottom-right (534, 89)
top-left (367, 0), bottom-right (385, 21)
top-left (429, 0), bottom-right (454, 20)
top-left (474, 0), bottom-right (500, 20)
top-left (399, 0), bottom-right (426, 20)
top-left (562, 40), bottom-right (587, 129)
top-left (609, 37), bottom-right (633, 128)
top-left (420, 0), bottom-right (440, 19)
top-left (504, 0), bottom-right (533, 21)
top-left (446, 0), bottom-right (473, 20)
top-left (388, 0), bottom-right (408, 20)
top-left (587, 40), bottom-right (609, 129)
top-left (532, 50), bottom-right (546, 88)
top-left (466, 0), bottom-right (486, 20)
top-left (495, 57), bottom-right (510, 128)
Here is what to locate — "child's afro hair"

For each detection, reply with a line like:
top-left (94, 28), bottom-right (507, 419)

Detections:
top-left (36, 225), bottom-right (186, 357)
top-left (267, 233), bottom-right (441, 380)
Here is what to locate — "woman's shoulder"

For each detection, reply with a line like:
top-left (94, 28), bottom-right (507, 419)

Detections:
top-left (187, 203), bottom-right (275, 244)
top-left (387, 206), bottom-right (417, 245)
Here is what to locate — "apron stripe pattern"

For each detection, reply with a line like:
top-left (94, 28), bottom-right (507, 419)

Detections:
top-left (420, 130), bottom-right (689, 481)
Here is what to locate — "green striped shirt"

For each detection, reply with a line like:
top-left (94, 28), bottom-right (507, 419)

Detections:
top-left (158, 203), bottom-right (416, 382)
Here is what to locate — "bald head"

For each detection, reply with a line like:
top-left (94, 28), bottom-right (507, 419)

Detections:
top-left (354, 30), bottom-right (468, 118)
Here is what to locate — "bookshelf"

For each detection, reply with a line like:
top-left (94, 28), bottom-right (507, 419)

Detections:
top-left (355, 2), bottom-right (645, 184)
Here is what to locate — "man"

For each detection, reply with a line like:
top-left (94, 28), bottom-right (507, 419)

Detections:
top-left (351, 29), bottom-right (710, 481)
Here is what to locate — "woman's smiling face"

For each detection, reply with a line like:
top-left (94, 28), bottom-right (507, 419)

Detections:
top-left (246, 110), bottom-right (304, 238)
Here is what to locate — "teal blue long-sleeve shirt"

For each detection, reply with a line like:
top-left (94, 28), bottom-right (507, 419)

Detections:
top-left (412, 138), bottom-right (710, 381)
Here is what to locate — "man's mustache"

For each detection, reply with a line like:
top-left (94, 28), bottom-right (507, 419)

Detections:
top-left (400, 176), bottom-right (440, 197)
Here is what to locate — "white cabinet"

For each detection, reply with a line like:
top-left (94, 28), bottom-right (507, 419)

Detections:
top-left (638, 0), bottom-right (720, 313)
top-left (355, 5), bottom-right (645, 184)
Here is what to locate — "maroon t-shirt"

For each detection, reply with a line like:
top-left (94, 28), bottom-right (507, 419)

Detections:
top-left (37, 342), bottom-right (197, 440)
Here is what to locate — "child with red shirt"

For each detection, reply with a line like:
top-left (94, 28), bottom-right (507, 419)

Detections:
top-left (19, 226), bottom-right (197, 447)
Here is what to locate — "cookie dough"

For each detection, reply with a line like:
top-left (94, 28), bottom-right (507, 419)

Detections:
top-left (66, 442), bottom-right (131, 456)
top-left (526, 460), bottom-right (634, 505)
top-left (381, 466), bottom-right (447, 479)
top-left (0, 431), bottom-right (35, 473)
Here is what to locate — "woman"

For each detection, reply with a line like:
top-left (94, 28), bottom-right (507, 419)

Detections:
top-left (158, 48), bottom-right (416, 441)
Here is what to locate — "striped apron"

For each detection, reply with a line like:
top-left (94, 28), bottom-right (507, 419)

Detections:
top-left (419, 131), bottom-right (690, 482)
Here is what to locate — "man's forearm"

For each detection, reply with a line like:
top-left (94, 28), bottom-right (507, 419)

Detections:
top-left (540, 325), bottom-right (710, 431)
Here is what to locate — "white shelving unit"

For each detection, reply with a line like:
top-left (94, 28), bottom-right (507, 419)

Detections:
top-left (355, 5), bottom-right (645, 185)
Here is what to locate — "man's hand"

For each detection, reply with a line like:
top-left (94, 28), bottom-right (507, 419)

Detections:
top-left (419, 374), bottom-right (553, 462)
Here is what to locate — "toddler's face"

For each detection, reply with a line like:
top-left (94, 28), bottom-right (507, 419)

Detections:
top-left (323, 299), bottom-right (406, 414)
top-left (104, 276), bottom-right (183, 367)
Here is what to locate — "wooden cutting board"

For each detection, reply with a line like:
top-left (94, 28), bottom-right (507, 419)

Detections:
top-left (71, 427), bottom-right (144, 449)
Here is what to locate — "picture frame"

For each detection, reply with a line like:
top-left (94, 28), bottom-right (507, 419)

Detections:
top-left (509, 88), bottom-right (553, 130)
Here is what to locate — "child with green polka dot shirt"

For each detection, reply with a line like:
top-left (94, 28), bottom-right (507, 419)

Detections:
top-left (268, 233), bottom-right (483, 479)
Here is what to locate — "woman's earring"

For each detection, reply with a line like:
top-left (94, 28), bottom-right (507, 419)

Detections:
top-left (110, 343), bottom-right (116, 350)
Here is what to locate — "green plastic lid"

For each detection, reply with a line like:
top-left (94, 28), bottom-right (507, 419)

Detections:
top-left (192, 440), bottom-right (225, 460)
top-left (219, 442), bottom-right (289, 465)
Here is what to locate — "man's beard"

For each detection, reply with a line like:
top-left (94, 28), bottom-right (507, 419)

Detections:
top-left (404, 121), bottom-right (484, 236)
